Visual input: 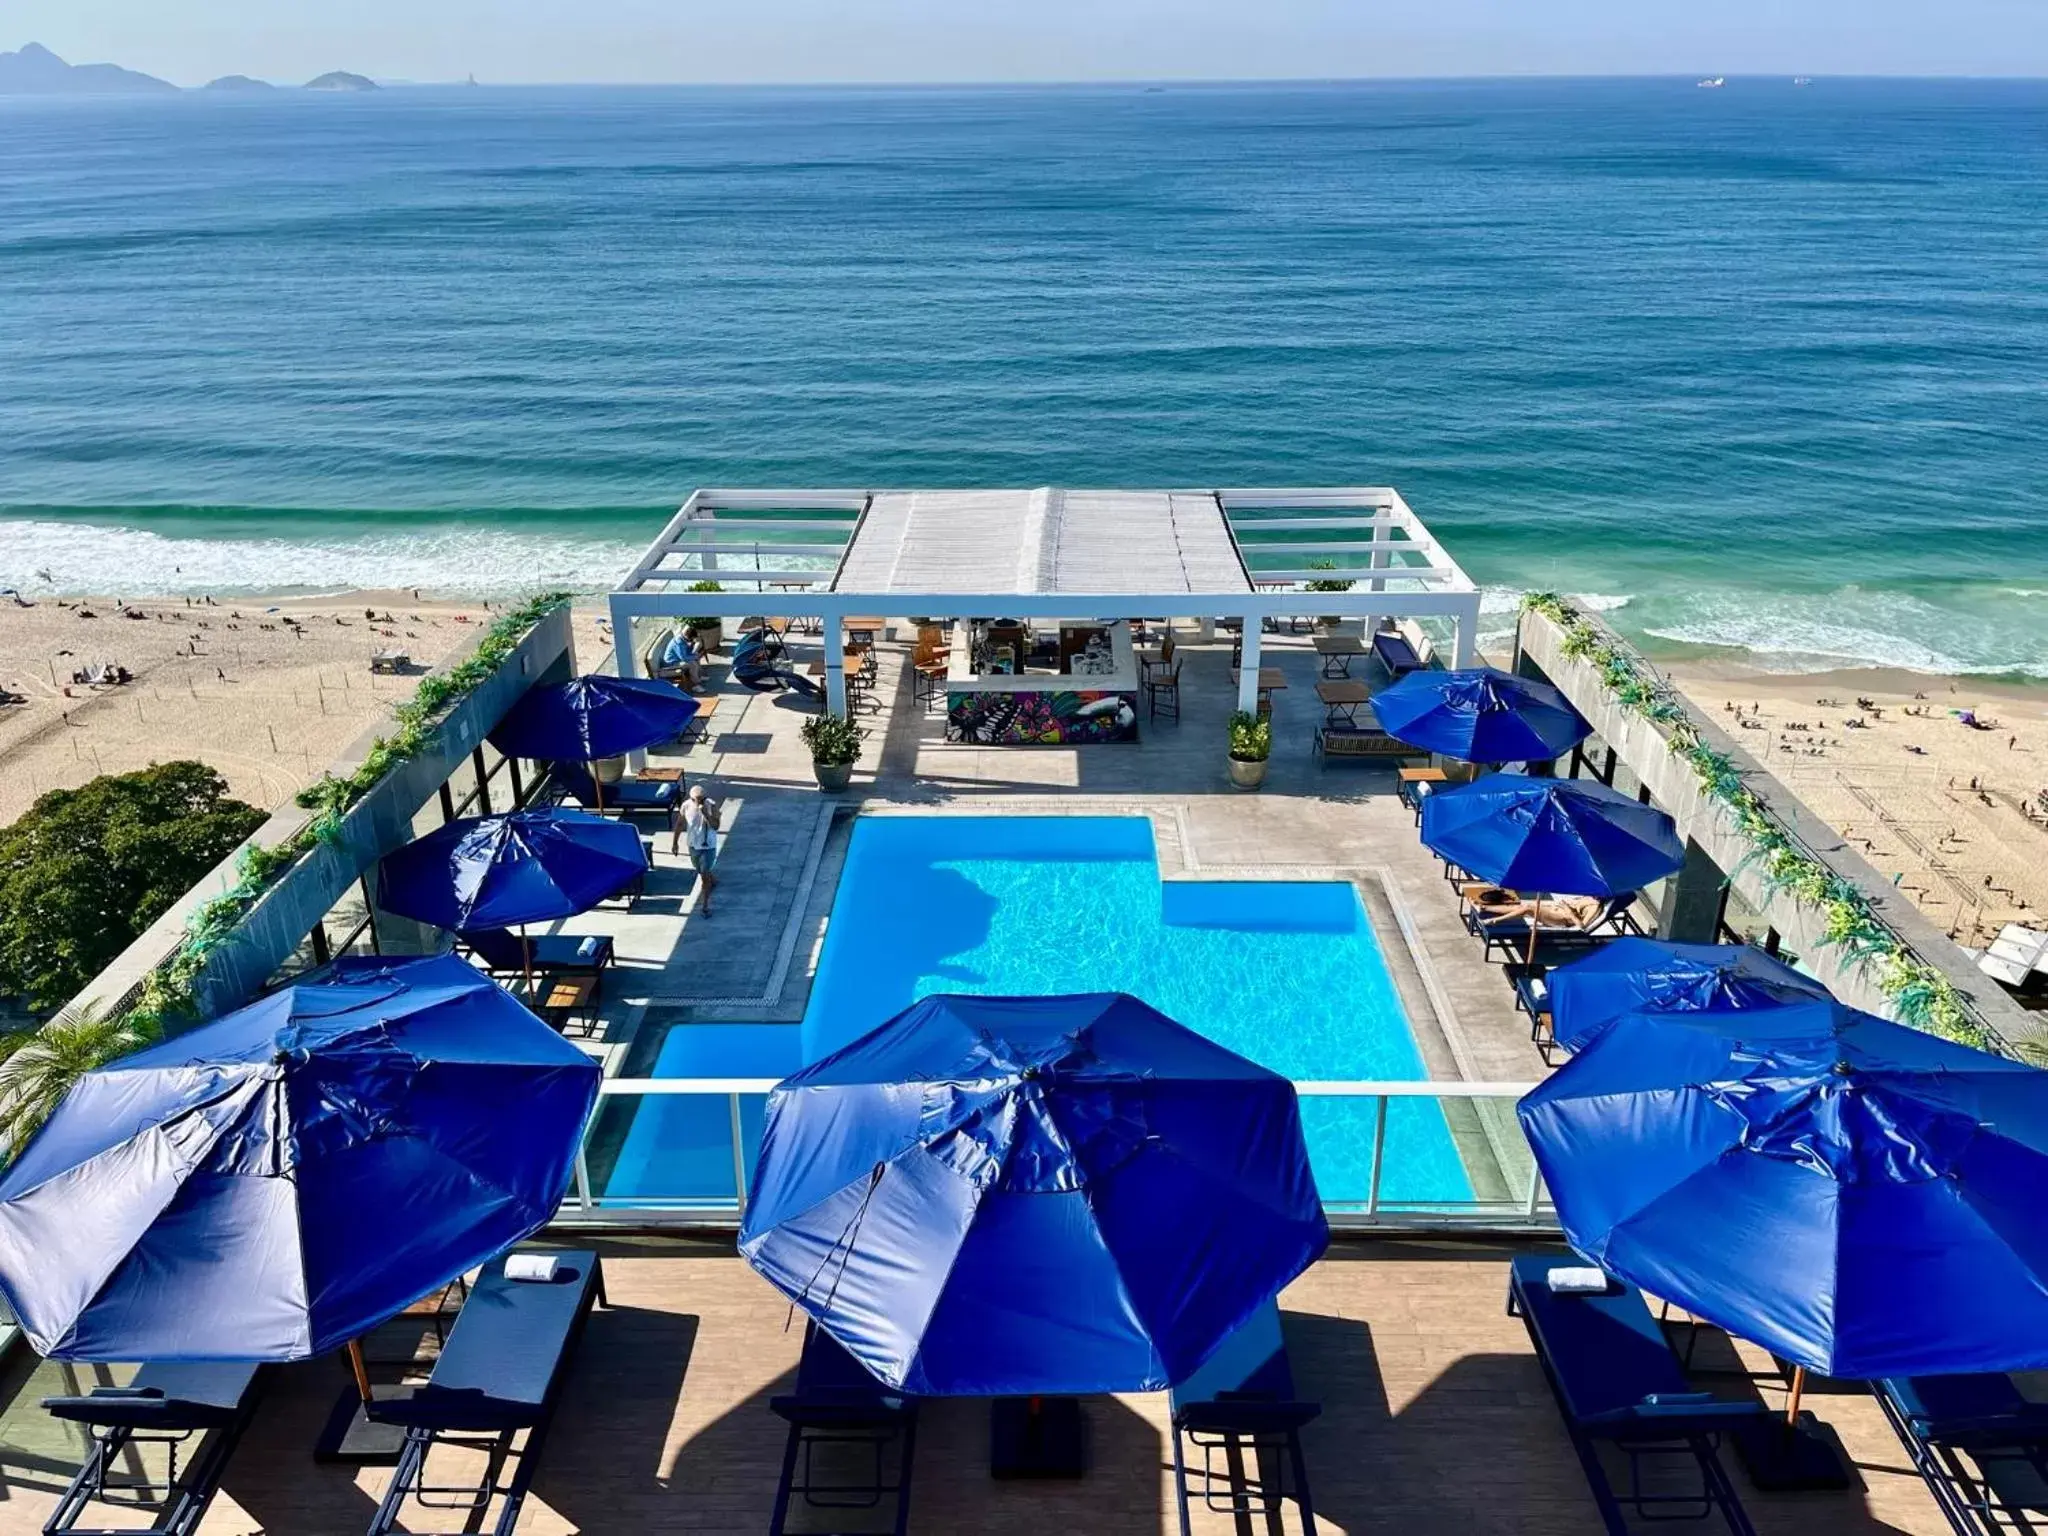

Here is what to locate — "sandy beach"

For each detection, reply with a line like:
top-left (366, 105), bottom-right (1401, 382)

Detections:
top-left (1662, 660), bottom-right (2048, 950)
top-left (0, 592), bottom-right (615, 829)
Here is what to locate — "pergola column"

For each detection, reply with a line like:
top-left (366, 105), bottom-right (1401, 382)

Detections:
top-left (1236, 620), bottom-right (1263, 714)
top-left (609, 595), bottom-right (649, 772)
top-left (1449, 592), bottom-right (1481, 668)
top-left (822, 612), bottom-right (848, 717)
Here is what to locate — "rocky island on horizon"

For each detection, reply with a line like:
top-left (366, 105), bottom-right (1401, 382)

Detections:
top-left (303, 70), bottom-right (378, 92)
top-left (0, 41), bottom-right (176, 94)
top-left (203, 73), bottom-right (276, 92)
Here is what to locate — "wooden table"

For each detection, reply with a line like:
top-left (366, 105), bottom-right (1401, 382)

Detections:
top-left (637, 766), bottom-right (684, 783)
top-left (1315, 679), bottom-right (1371, 725)
top-left (538, 973), bottom-right (597, 1035)
top-left (806, 648), bottom-right (870, 677)
top-left (1313, 634), bottom-right (1366, 678)
top-left (842, 616), bottom-right (887, 641)
top-left (1398, 764), bottom-right (1448, 820)
top-left (1231, 667), bottom-right (1288, 713)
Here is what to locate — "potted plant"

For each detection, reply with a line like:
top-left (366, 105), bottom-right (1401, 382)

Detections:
top-left (800, 711), bottom-right (863, 793)
top-left (684, 580), bottom-right (725, 654)
top-left (1305, 560), bottom-right (1354, 631)
top-left (1226, 709), bottom-right (1271, 790)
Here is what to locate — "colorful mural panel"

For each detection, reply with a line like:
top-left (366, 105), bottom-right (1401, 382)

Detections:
top-left (946, 689), bottom-right (1139, 745)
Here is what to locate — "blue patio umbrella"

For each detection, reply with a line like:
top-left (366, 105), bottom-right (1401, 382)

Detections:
top-left (739, 992), bottom-right (1329, 1397)
top-left (1420, 774), bottom-right (1685, 897)
top-left (489, 673), bottom-right (698, 763)
top-left (1519, 1000), bottom-right (2048, 1380)
top-left (1548, 937), bottom-right (1833, 1053)
top-left (376, 808), bottom-right (646, 933)
top-left (0, 953), bottom-right (598, 1363)
top-left (1372, 667), bottom-right (1590, 764)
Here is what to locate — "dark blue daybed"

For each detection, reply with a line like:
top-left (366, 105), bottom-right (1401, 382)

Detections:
top-left (460, 928), bottom-right (614, 980)
top-left (364, 1249), bottom-right (605, 1536)
top-left (1372, 628), bottom-right (1424, 678)
top-left (1169, 1302), bottom-right (1320, 1536)
top-left (553, 763), bottom-right (677, 814)
top-left (40, 1362), bottom-right (266, 1536)
top-left (768, 1321), bottom-right (918, 1536)
top-left (1508, 1253), bottom-right (1763, 1536)
top-left (1876, 1374), bottom-right (2048, 1535)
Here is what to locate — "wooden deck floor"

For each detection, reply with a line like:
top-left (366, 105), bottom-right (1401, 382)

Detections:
top-left (0, 1237), bottom-right (1946, 1535)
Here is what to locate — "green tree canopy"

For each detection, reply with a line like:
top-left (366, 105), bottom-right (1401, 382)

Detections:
top-left (0, 762), bottom-right (267, 1014)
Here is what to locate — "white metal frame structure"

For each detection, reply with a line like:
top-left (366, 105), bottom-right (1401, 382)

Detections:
top-left (610, 487), bottom-right (1483, 714)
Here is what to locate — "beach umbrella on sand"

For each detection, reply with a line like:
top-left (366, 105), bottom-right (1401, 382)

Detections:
top-left (1547, 937), bottom-right (1833, 1054)
top-left (376, 808), bottom-right (646, 991)
top-left (1521, 1000), bottom-right (2048, 1455)
top-left (489, 673), bottom-right (698, 810)
top-left (0, 954), bottom-right (597, 1391)
top-left (1372, 666), bottom-right (1590, 764)
top-left (740, 992), bottom-right (1329, 1397)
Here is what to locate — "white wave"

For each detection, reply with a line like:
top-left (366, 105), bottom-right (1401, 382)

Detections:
top-left (0, 518), bottom-right (645, 599)
top-left (1641, 588), bottom-right (2048, 679)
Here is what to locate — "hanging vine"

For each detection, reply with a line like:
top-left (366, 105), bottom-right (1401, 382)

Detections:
top-left (1520, 592), bottom-right (1986, 1049)
top-left (129, 592), bottom-right (572, 1030)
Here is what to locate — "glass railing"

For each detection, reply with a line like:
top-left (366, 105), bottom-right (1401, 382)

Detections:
top-left (564, 1078), bottom-right (1556, 1230)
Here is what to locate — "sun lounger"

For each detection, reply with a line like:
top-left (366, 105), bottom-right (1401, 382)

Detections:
top-left (1875, 1374), bottom-right (2048, 1535)
top-left (1371, 628), bottom-right (1424, 678)
top-left (1503, 962), bottom-right (1561, 1060)
top-left (1466, 896), bottom-right (1635, 960)
top-left (1169, 1302), bottom-right (1320, 1536)
top-left (364, 1249), bottom-right (604, 1536)
top-left (553, 763), bottom-right (677, 813)
top-left (40, 1361), bottom-right (265, 1536)
top-left (769, 1321), bottom-right (918, 1536)
top-left (1508, 1254), bottom-right (1763, 1536)
top-left (460, 927), bottom-right (614, 981)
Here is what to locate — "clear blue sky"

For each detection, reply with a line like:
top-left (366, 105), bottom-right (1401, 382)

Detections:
top-left (15, 0), bottom-right (2048, 86)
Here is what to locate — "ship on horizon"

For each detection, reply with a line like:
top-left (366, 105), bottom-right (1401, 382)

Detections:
top-left (1696, 76), bottom-right (1726, 88)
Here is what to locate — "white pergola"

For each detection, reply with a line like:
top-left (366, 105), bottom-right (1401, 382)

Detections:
top-left (610, 487), bottom-right (1482, 715)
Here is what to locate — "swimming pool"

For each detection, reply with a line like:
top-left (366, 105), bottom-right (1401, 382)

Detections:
top-left (606, 815), bottom-right (1473, 1207)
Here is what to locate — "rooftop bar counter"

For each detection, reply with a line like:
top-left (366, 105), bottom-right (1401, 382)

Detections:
top-left (943, 618), bottom-right (1141, 745)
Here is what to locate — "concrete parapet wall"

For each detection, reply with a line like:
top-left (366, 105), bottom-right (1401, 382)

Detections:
top-left (69, 607), bottom-right (575, 1025)
top-left (1515, 606), bottom-right (2043, 1053)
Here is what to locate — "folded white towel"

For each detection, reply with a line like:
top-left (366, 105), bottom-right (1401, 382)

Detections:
top-left (1546, 1266), bottom-right (1609, 1294)
top-left (504, 1253), bottom-right (558, 1283)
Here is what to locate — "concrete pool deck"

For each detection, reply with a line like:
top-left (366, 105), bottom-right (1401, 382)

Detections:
top-left (532, 621), bottom-right (1558, 1205)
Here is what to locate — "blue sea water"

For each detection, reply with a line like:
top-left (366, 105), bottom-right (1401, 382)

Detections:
top-left (2, 78), bottom-right (2045, 674)
top-left (604, 816), bottom-right (1472, 1208)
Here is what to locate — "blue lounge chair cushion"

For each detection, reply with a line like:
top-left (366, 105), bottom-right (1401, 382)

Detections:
top-left (1885, 1374), bottom-right (2048, 1446)
top-left (1373, 630), bottom-right (1422, 675)
top-left (557, 764), bottom-right (676, 809)
top-left (42, 1361), bottom-right (259, 1431)
top-left (463, 929), bottom-right (613, 972)
top-left (366, 1250), bottom-right (600, 1434)
top-left (1510, 1254), bottom-right (1762, 1437)
top-left (771, 1322), bottom-right (914, 1427)
top-left (1170, 1302), bottom-right (1320, 1434)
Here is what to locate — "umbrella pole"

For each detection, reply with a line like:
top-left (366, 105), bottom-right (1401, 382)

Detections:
top-left (591, 757), bottom-right (604, 813)
top-left (1786, 1365), bottom-right (1806, 1426)
top-left (521, 925), bottom-right (535, 998)
top-left (347, 1339), bottom-right (372, 1403)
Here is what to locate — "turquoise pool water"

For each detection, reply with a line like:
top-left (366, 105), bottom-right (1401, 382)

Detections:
top-left (606, 815), bottom-right (1473, 1206)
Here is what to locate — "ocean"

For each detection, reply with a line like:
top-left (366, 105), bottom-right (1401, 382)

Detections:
top-left (2, 78), bottom-right (2045, 676)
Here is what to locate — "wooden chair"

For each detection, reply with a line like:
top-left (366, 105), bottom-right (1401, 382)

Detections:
top-left (912, 631), bottom-right (949, 710)
top-left (1146, 653), bottom-right (1182, 723)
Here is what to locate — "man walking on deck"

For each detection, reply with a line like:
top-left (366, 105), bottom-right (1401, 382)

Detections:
top-left (675, 783), bottom-right (722, 917)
